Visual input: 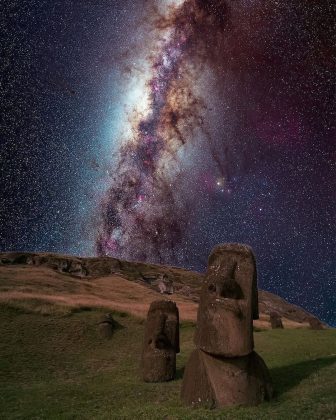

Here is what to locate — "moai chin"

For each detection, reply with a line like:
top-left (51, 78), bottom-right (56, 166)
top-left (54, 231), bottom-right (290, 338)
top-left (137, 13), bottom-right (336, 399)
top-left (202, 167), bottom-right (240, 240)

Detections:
top-left (195, 243), bottom-right (259, 357)
top-left (181, 244), bottom-right (273, 408)
top-left (142, 300), bottom-right (179, 382)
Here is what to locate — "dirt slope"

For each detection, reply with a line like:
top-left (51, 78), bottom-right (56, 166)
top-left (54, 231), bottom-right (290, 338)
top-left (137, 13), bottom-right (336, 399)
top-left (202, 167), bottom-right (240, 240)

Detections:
top-left (0, 252), bottom-right (324, 328)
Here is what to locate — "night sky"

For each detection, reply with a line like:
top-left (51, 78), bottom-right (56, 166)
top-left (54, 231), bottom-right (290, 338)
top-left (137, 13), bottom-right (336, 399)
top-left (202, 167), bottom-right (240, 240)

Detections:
top-left (1, 0), bottom-right (335, 326)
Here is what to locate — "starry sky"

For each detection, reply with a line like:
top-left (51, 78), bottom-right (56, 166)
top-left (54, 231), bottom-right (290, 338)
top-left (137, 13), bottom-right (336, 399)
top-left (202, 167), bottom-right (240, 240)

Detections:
top-left (1, 0), bottom-right (335, 326)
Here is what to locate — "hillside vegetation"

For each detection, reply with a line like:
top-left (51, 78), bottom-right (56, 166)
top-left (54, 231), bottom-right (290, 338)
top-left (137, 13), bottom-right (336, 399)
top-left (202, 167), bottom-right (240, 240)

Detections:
top-left (0, 304), bottom-right (335, 419)
top-left (0, 252), bottom-right (323, 329)
top-left (0, 252), bottom-right (335, 418)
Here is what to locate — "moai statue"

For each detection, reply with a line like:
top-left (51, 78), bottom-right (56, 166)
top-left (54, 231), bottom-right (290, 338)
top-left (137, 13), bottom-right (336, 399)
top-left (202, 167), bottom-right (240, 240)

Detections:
top-left (98, 313), bottom-right (116, 338)
top-left (270, 311), bottom-right (284, 329)
top-left (142, 300), bottom-right (179, 382)
top-left (181, 244), bottom-right (273, 408)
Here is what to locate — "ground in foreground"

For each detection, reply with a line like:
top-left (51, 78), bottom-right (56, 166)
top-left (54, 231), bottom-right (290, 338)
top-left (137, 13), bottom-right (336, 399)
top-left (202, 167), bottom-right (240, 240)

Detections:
top-left (0, 303), bottom-right (335, 419)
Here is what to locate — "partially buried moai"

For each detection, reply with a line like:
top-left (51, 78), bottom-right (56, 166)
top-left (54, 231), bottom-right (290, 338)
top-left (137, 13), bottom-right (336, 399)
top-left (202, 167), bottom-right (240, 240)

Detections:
top-left (270, 311), bottom-right (284, 329)
top-left (142, 300), bottom-right (179, 382)
top-left (181, 244), bottom-right (273, 408)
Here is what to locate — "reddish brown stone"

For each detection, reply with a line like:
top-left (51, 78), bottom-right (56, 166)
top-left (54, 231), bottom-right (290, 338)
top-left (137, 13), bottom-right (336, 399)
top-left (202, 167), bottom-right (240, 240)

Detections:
top-left (142, 300), bottom-right (179, 382)
top-left (195, 244), bottom-right (258, 357)
top-left (269, 311), bottom-right (284, 329)
top-left (181, 349), bottom-right (273, 408)
top-left (98, 313), bottom-right (115, 338)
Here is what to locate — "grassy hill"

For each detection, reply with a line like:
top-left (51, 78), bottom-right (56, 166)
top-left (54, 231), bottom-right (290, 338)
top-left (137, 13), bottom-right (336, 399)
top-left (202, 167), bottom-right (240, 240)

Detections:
top-left (0, 305), bottom-right (335, 419)
top-left (0, 252), bottom-right (324, 329)
top-left (0, 252), bottom-right (335, 418)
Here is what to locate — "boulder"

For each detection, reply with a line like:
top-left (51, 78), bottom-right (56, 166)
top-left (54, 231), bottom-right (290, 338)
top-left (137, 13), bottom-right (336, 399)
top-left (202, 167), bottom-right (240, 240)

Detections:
top-left (142, 300), bottom-right (179, 382)
top-left (181, 349), bottom-right (273, 408)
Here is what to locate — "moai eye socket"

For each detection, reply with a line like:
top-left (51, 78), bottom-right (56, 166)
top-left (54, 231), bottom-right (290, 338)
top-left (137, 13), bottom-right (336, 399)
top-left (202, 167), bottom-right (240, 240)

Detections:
top-left (155, 334), bottom-right (170, 350)
top-left (208, 284), bottom-right (216, 292)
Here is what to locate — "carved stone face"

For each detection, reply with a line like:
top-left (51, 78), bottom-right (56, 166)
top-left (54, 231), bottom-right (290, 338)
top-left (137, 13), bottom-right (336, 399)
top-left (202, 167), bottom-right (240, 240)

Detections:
top-left (142, 300), bottom-right (180, 382)
top-left (144, 300), bottom-right (179, 353)
top-left (194, 244), bottom-right (258, 357)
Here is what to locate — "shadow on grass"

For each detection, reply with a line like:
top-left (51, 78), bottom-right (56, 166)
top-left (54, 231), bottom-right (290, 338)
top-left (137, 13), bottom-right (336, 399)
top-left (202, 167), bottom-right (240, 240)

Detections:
top-left (176, 366), bottom-right (185, 380)
top-left (271, 355), bottom-right (336, 396)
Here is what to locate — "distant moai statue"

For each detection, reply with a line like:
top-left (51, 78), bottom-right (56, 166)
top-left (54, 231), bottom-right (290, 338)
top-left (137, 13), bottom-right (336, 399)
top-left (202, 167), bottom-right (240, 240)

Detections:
top-left (181, 244), bottom-right (273, 408)
top-left (98, 313), bottom-right (116, 338)
top-left (142, 300), bottom-right (179, 382)
top-left (270, 311), bottom-right (284, 329)
top-left (157, 274), bottom-right (174, 295)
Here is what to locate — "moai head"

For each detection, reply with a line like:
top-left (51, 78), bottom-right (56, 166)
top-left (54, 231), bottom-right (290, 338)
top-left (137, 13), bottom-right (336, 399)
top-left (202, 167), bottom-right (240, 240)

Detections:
top-left (144, 300), bottom-right (179, 353)
top-left (269, 311), bottom-right (284, 329)
top-left (195, 244), bottom-right (258, 357)
top-left (142, 300), bottom-right (180, 382)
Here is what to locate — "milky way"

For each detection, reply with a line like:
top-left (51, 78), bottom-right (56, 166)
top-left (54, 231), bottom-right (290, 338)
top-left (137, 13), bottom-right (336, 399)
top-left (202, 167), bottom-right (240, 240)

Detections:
top-left (96, 0), bottom-right (236, 262)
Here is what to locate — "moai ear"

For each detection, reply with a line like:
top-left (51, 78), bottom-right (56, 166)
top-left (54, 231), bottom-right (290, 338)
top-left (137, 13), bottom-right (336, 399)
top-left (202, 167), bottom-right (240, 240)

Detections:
top-left (252, 260), bottom-right (259, 320)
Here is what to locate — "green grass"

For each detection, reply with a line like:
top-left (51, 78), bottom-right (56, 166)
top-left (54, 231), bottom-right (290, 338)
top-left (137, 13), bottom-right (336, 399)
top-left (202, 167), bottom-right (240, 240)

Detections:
top-left (0, 304), bottom-right (335, 419)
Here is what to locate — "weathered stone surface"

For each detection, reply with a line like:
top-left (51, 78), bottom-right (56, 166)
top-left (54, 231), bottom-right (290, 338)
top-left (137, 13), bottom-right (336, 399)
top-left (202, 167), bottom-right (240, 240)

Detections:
top-left (67, 261), bottom-right (87, 277)
top-left (142, 300), bottom-right (179, 382)
top-left (195, 243), bottom-right (258, 357)
top-left (182, 244), bottom-right (273, 408)
top-left (142, 347), bottom-right (176, 383)
top-left (155, 274), bottom-right (174, 294)
top-left (181, 349), bottom-right (273, 408)
top-left (270, 311), bottom-right (284, 329)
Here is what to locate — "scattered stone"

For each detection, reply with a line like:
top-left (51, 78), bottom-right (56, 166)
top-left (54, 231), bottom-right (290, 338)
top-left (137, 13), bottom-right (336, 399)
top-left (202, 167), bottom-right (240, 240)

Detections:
top-left (141, 273), bottom-right (158, 284)
top-left (26, 256), bottom-right (34, 265)
top-left (142, 300), bottom-right (179, 382)
top-left (181, 243), bottom-right (273, 408)
top-left (270, 311), bottom-right (284, 329)
top-left (57, 260), bottom-right (69, 273)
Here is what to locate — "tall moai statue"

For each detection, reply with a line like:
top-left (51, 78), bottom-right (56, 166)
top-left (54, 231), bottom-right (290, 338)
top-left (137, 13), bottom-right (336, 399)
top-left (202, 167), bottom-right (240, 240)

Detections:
top-left (142, 300), bottom-right (180, 382)
top-left (181, 244), bottom-right (273, 408)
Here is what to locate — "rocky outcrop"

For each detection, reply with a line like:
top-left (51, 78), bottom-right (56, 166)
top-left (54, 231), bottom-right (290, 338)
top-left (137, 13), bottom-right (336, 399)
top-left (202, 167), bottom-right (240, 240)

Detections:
top-left (0, 252), bottom-right (87, 278)
top-left (309, 316), bottom-right (325, 330)
top-left (0, 251), bottom-right (326, 328)
top-left (181, 350), bottom-right (273, 408)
